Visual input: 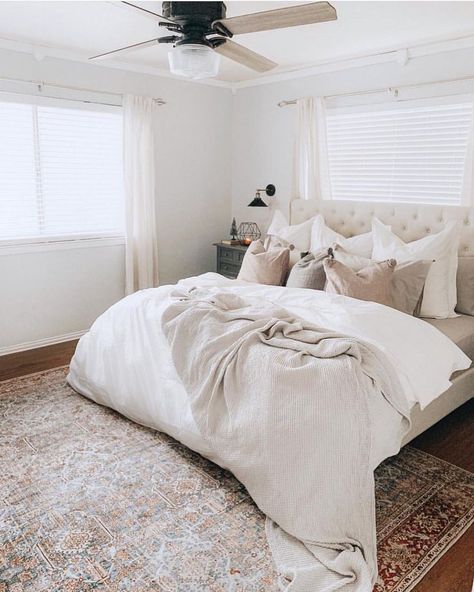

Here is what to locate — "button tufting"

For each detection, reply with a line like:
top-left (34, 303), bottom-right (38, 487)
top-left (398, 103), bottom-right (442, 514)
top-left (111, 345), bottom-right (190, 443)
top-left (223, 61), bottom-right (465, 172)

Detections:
top-left (465, 219), bottom-right (470, 225)
top-left (426, 227), bottom-right (431, 233)
top-left (413, 214), bottom-right (418, 220)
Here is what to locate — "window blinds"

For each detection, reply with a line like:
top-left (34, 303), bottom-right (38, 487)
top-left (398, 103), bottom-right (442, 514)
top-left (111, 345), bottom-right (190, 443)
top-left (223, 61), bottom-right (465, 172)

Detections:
top-left (0, 97), bottom-right (124, 242)
top-left (326, 99), bottom-right (474, 205)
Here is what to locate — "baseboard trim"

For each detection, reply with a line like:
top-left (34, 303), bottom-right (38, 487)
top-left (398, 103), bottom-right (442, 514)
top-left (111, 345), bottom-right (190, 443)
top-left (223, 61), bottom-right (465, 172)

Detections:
top-left (0, 330), bottom-right (87, 356)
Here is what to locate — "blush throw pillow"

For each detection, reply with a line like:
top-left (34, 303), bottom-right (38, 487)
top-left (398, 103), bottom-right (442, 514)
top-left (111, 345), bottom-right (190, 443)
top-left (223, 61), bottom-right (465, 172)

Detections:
top-left (237, 240), bottom-right (290, 286)
top-left (323, 258), bottom-right (397, 307)
top-left (372, 217), bottom-right (460, 319)
top-left (330, 243), bottom-right (432, 315)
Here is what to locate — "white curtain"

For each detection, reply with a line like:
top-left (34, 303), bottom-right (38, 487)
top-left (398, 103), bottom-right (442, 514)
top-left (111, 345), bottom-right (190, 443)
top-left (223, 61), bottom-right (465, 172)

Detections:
top-left (291, 97), bottom-right (331, 200)
top-left (123, 95), bottom-right (159, 295)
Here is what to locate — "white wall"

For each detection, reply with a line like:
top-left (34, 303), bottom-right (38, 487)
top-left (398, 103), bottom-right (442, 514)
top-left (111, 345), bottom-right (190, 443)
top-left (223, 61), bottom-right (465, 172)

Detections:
top-left (231, 46), bottom-right (474, 230)
top-left (0, 48), bottom-right (232, 351)
top-left (0, 242), bottom-right (125, 349)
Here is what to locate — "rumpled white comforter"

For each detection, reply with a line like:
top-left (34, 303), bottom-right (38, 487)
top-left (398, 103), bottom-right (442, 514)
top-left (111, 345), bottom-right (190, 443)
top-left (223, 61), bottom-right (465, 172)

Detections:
top-left (68, 273), bottom-right (470, 589)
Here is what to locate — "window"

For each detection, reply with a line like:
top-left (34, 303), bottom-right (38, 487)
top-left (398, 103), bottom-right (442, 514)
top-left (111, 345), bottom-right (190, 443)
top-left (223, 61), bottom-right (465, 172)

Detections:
top-left (0, 95), bottom-right (124, 244)
top-left (325, 96), bottom-right (474, 205)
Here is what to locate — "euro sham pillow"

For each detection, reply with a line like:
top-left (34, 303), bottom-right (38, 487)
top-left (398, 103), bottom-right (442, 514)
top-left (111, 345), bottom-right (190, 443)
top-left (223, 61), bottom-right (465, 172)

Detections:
top-left (330, 243), bottom-right (432, 316)
top-left (372, 217), bottom-right (460, 319)
top-left (323, 257), bottom-right (397, 307)
top-left (310, 214), bottom-right (375, 258)
top-left (285, 248), bottom-right (328, 290)
top-left (267, 209), bottom-right (314, 253)
top-left (237, 240), bottom-right (290, 286)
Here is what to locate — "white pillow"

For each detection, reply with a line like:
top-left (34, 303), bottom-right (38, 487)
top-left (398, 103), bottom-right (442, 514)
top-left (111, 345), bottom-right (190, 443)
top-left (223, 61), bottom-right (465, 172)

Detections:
top-left (372, 217), bottom-right (460, 319)
top-left (310, 214), bottom-right (375, 258)
top-left (267, 209), bottom-right (314, 252)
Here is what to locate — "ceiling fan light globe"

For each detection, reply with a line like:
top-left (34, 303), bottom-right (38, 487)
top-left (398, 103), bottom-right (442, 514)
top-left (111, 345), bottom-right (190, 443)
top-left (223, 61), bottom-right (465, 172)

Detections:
top-left (168, 44), bottom-right (220, 80)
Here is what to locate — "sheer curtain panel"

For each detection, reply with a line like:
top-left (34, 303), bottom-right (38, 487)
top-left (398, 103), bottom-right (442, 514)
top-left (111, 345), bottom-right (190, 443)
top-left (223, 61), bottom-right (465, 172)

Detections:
top-left (123, 95), bottom-right (159, 294)
top-left (291, 97), bottom-right (331, 201)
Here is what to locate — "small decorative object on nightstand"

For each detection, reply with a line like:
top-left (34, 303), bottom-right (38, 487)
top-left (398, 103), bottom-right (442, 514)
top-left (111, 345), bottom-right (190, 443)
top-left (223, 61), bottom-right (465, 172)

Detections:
top-left (237, 222), bottom-right (261, 246)
top-left (221, 217), bottom-right (240, 245)
top-left (213, 242), bottom-right (248, 279)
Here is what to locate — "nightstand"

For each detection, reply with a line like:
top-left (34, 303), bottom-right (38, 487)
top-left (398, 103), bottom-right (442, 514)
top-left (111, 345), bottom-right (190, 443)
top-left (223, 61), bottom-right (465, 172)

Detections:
top-left (213, 242), bottom-right (248, 279)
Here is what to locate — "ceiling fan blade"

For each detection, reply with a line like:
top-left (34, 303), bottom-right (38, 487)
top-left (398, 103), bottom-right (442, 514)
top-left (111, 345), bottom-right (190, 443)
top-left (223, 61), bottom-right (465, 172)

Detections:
top-left (89, 38), bottom-right (160, 61)
top-left (120, 1), bottom-right (174, 23)
top-left (214, 39), bottom-right (277, 72)
top-left (214, 2), bottom-right (336, 36)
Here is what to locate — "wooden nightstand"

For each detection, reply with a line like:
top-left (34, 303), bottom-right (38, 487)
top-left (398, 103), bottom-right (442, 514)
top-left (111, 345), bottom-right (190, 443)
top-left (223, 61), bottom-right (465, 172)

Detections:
top-left (213, 242), bottom-right (248, 279)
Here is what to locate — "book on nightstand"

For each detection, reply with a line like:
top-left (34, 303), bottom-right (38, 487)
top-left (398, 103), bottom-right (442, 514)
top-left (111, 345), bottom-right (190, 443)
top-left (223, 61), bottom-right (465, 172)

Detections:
top-left (221, 239), bottom-right (241, 245)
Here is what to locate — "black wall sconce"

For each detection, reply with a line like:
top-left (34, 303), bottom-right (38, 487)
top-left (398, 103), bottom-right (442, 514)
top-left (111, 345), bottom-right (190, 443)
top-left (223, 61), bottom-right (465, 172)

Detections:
top-left (247, 184), bottom-right (276, 207)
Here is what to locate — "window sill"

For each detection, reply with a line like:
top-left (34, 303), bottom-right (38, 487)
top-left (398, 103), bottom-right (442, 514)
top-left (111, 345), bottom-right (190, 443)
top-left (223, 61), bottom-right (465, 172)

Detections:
top-left (0, 235), bottom-right (125, 256)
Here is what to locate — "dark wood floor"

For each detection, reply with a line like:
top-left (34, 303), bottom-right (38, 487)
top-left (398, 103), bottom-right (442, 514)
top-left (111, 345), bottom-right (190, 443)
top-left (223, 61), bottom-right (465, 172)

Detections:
top-left (0, 339), bottom-right (78, 381)
top-left (0, 344), bottom-right (472, 591)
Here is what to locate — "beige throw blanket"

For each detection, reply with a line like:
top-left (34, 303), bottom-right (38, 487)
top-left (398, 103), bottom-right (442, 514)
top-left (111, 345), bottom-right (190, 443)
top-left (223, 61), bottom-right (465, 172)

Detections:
top-left (162, 287), bottom-right (410, 591)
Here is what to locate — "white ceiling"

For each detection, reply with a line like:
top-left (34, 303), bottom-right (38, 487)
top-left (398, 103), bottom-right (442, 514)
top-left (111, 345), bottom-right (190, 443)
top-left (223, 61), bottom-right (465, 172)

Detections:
top-left (0, 1), bottom-right (474, 82)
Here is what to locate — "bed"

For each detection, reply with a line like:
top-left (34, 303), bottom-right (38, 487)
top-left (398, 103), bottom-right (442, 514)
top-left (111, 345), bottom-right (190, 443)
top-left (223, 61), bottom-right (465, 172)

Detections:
top-left (68, 198), bottom-right (473, 591)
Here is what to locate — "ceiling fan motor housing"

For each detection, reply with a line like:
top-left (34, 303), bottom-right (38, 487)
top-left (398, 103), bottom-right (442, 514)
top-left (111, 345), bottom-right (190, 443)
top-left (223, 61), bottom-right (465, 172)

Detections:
top-left (162, 2), bottom-right (227, 46)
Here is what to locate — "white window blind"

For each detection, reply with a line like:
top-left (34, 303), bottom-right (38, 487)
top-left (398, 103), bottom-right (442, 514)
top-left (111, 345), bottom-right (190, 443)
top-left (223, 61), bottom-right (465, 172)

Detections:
top-left (326, 97), bottom-right (474, 205)
top-left (0, 96), bottom-right (124, 242)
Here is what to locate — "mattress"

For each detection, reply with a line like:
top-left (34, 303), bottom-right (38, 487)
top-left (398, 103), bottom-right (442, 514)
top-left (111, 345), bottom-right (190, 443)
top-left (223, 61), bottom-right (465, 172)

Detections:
top-left (425, 314), bottom-right (474, 364)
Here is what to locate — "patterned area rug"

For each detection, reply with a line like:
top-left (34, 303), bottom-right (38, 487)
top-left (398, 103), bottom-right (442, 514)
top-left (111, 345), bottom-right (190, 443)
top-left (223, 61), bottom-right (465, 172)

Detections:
top-left (1, 368), bottom-right (473, 592)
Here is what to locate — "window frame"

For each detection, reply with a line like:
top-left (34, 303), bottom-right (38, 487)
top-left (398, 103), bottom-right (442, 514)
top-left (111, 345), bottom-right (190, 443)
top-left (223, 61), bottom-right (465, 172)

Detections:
top-left (0, 92), bottom-right (125, 252)
top-left (325, 93), bottom-right (474, 207)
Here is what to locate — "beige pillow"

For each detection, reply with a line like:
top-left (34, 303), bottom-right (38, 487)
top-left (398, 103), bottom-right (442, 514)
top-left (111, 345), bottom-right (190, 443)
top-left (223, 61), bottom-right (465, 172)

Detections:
top-left (456, 257), bottom-right (474, 316)
top-left (330, 244), bottom-right (432, 316)
top-left (264, 235), bottom-right (300, 268)
top-left (323, 257), bottom-right (397, 306)
top-left (238, 240), bottom-right (290, 286)
top-left (286, 248), bottom-right (328, 290)
top-left (392, 259), bottom-right (432, 316)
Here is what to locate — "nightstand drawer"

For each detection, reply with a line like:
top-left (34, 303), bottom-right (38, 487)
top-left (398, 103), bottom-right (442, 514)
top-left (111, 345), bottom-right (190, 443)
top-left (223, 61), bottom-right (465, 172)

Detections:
top-left (218, 247), bottom-right (240, 263)
top-left (217, 261), bottom-right (240, 278)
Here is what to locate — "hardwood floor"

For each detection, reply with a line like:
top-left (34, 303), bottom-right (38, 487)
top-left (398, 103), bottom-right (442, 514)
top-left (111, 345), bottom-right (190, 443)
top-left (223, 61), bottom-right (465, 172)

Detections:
top-left (0, 350), bottom-right (472, 591)
top-left (0, 339), bottom-right (78, 381)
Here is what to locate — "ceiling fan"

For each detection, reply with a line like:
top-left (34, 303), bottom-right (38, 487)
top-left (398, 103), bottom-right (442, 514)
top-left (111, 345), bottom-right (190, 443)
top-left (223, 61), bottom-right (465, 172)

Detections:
top-left (90, 1), bottom-right (337, 80)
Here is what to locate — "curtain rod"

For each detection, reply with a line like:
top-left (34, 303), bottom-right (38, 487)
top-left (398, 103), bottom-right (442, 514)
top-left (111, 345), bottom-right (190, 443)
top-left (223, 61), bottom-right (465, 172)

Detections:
top-left (277, 73), bottom-right (474, 107)
top-left (0, 76), bottom-right (166, 107)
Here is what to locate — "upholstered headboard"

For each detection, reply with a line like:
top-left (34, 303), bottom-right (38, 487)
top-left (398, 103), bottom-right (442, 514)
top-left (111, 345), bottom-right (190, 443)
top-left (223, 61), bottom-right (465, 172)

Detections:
top-left (290, 199), bottom-right (474, 257)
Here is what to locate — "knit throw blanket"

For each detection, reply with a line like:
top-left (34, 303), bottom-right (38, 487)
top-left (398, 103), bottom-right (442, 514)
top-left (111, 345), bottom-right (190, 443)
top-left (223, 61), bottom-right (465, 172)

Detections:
top-left (162, 287), bottom-right (410, 591)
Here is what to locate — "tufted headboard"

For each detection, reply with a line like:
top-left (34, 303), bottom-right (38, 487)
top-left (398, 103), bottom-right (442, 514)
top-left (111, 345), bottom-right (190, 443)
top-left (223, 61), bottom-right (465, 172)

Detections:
top-left (290, 199), bottom-right (474, 257)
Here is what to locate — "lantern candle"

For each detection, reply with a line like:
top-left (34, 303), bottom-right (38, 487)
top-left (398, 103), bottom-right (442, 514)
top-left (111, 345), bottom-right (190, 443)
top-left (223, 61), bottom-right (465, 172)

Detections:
top-left (237, 222), bottom-right (261, 246)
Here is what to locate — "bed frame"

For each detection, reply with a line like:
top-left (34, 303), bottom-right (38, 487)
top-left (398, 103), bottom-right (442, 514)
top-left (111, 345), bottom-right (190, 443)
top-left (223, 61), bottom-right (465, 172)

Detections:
top-left (290, 198), bottom-right (474, 444)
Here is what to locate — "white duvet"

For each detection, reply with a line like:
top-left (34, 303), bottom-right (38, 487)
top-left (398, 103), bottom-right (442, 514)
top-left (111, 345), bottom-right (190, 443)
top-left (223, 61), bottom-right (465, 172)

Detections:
top-left (68, 273), bottom-right (470, 466)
